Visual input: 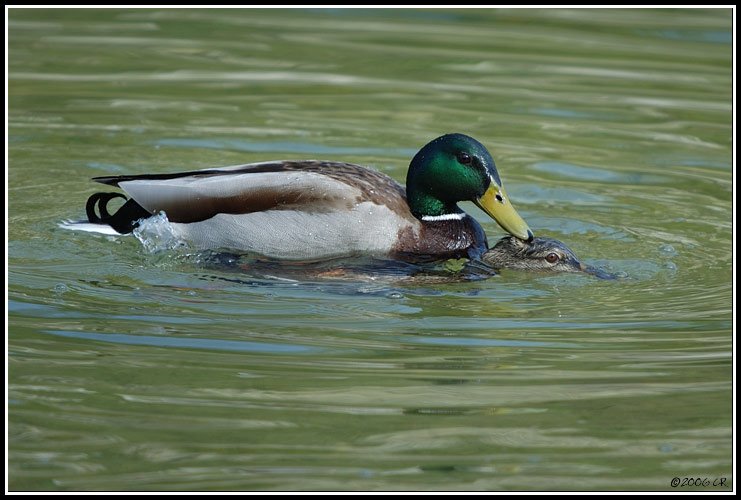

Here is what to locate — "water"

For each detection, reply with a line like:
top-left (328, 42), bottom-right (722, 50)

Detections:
top-left (7, 8), bottom-right (733, 492)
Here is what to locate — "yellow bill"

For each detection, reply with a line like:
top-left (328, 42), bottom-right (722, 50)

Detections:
top-left (475, 184), bottom-right (533, 241)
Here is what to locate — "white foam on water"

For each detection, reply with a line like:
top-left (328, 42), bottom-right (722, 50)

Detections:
top-left (59, 220), bottom-right (123, 236)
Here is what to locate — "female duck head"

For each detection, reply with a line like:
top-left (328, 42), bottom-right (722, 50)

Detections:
top-left (406, 133), bottom-right (532, 241)
top-left (482, 236), bottom-right (617, 279)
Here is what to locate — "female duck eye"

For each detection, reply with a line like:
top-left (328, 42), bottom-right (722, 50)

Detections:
top-left (456, 152), bottom-right (472, 165)
top-left (545, 253), bottom-right (560, 264)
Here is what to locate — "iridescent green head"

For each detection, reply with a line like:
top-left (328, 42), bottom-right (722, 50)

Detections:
top-left (406, 133), bottom-right (532, 241)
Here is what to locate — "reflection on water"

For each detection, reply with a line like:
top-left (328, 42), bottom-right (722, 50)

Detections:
top-left (8, 7), bottom-right (732, 492)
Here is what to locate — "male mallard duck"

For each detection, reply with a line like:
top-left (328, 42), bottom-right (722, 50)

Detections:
top-left (82, 133), bottom-right (533, 261)
top-left (477, 236), bottom-right (616, 279)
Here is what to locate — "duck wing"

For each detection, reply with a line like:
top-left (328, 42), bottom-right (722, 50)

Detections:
top-left (93, 160), bottom-right (410, 224)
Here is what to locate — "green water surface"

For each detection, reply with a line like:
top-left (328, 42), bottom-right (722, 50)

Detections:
top-left (7, 8), bottom-right (733, 492)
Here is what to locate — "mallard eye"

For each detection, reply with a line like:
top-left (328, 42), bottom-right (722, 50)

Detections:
top-left (456, 152), bottom-right (472, 165)
top-left (545, 252), bottom-right (560, 264)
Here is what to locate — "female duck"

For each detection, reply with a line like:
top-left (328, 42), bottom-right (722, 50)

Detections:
top-left (234, 236), bottom-right (617, 282)
top-left (83, 133), bottom-right (532, 261)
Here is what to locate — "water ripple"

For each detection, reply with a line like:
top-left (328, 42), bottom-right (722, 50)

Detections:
top-left (44, 330), bottom-right (324, 354)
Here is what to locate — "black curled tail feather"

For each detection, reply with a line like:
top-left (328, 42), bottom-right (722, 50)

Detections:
top-left (86, 192), bottom-right (126, 222)
top-left (86, 192), bottom-right (152, 233)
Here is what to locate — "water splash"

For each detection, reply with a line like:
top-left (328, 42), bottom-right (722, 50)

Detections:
top-left (132, 212), bottom-right (188, 254)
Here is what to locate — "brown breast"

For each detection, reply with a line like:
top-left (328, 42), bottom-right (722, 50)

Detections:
top-left (391, 215), bottom-right (488, 262)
